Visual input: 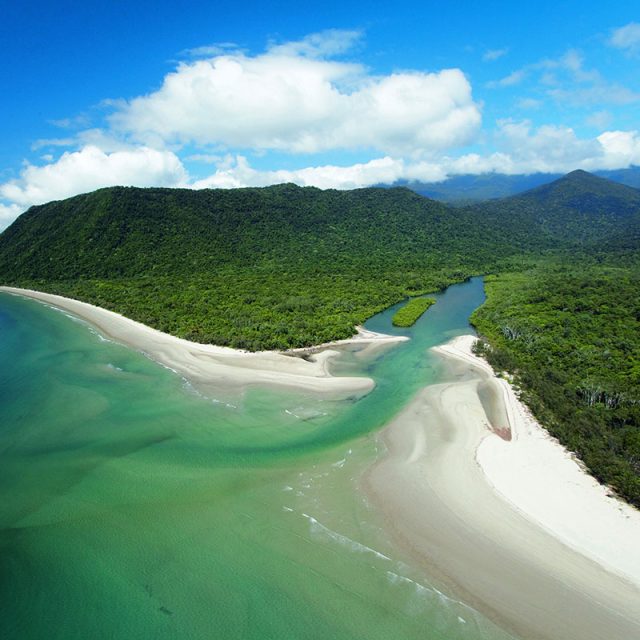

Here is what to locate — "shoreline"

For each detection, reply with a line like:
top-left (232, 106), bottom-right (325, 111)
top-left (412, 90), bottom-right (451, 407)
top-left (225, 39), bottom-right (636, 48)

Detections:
top-left (365, 333), bottom-right (640, 640)
top-left (0, 287), bottom-right (406, 397)
top-left (434, 334), bottom-right (640, 584)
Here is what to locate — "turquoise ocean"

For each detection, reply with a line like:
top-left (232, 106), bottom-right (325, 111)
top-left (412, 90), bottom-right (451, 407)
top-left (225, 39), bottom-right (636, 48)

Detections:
top-left (0, 278), bottom-right (517, 639)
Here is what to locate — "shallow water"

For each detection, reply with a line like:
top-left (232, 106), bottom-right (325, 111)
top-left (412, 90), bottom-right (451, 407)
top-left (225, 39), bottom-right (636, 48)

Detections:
top-left (0, 278), bottom-right (517, 639)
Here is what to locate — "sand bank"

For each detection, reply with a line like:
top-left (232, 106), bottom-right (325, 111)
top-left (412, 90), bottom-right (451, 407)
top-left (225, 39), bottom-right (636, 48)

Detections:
top-left (365, 334), bottom-right (640, 640)
top-left (437, 335), bottom-right (640, 584)
top-left (0, 287), bottom-right (405, 396)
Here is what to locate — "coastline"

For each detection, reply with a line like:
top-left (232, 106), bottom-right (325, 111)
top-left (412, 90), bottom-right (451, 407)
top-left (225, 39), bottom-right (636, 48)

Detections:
top-left (365, 333), bottom-right (640, 640)
top-left (0, 286), bottom-right (406, 396)
top-left (435, 335), bottom-right (640, 584)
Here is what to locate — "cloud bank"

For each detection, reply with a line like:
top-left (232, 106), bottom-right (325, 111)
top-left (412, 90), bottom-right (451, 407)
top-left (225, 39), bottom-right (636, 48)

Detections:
top-left (110, 42), bottom-right (481, 156)
top-left (1, 146), bottom-right (186, 210)
top-left (2, 29), bottom-right (640, 231)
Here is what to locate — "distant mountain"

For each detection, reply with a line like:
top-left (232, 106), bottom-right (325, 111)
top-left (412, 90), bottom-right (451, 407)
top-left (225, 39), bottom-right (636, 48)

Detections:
top-left (467, 170), bottom-right (640, 248)
top-left (596, 166), bottom-right (640, 189)
top-left (390, 165), bottom-right (640, 203)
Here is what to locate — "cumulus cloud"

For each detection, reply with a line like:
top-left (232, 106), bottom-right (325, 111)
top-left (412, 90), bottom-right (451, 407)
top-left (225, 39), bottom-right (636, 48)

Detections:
top-left (109, 32), bottom-right (481, 156)
top-left (186, 123), bottom-right (640, 192)
top-left (609, 22), bottom-right (640, 53)
top-left (446, 122), bottom-right (640, 175)
top-left (0, 203), bottom-right (22, 231)
top-left (191, 155), bottom-right (412, 190)
top-left (0, 146), bottom-right (187, 215)
top-left (595, 130), bottom-right (640, 167)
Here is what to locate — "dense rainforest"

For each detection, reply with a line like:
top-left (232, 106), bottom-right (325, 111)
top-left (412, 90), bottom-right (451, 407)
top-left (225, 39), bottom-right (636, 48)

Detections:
top-left (392, 297), bottom-right (436, 327)
top-left (472, 262), bottom-right (640, 506)
top-left (0, 169), bottom-right (638, 504)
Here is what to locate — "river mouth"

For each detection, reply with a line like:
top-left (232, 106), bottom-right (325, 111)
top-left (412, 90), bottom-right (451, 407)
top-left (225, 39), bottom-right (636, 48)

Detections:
top-left (0, 278), bottom-right (524, 640)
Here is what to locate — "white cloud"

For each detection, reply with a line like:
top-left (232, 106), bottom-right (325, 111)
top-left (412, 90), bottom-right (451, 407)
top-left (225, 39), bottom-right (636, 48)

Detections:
top-left (596, 130), bottom-right (640, 168)
top-left (548, 83), bottom-right (640, 105)
top-left (488, 48), bottom-right (640, 106)
top-left (181, 42), bottom-right (240, 59)
top-left (187, 123), bottom-right (640, 191)
top-left (267, 29), bottom-right (363, 58)
top-left (0, 146), bottom-right (187, 218)
top-left (109, 32), bottom-right (481, 156)
top-left (49, 114), bottom-right (91, 129)
top-left (483, 48), bottom-right (508, 62)
top-left (31, 137), bottom-right (76, 151)
top-left (609, 22), bottom-right (640, 53)
top-left (0, 203), bottom-right (22, 231)
top-left (544, 51), bottom-right (639, 105)
top-left (487, 69), bottom-right (526, 88)
top-left (185, 153), bottom-right (226, 164)
top-left (192, 155), bottom-right (411, 190)
top-left (447, 122), bottom-right (640, 175)
top-left (493, 120), bottom-right (601, 172)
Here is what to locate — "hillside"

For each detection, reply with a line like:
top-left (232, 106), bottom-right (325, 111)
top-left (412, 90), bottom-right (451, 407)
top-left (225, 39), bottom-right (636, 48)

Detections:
top-left (0, 183), bottom-right (527, 350)
top-left (0, 184), bottom-right (509, 282)
top-left (1, 174), bottom-right (638, 349)
top-left (467, 170), bottom-right (640, 249)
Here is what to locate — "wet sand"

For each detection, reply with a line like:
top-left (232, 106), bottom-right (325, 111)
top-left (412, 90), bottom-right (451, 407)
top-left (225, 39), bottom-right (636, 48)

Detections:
top-left (0, 287), bottom-right (406, 397)
top-left (365, 335), bottom-right (640, 640)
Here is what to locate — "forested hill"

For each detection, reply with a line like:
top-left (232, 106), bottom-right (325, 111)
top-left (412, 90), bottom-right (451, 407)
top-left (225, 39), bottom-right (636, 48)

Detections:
top-left (3, 172), bottom-right (639, 285)
top-left (466, 170), bottom-right (640, 249)
top-left (0, 183), bottom-right (530, 350)
top-left (0, 184), bottom-right (512, 282)
top-left (0, 173), bottom-right (639, 349)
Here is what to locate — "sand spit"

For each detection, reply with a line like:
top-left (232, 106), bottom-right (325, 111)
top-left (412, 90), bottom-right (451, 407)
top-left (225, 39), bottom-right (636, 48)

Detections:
top-left (437, 335), bottom-right (640, 584)
top-left (0, 287), bottom-right (405, 396)
top-left (365, 334), bottom-right (640, 640)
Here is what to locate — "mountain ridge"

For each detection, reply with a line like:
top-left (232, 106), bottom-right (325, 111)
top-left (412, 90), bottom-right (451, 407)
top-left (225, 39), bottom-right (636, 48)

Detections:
top-left (387, 165), bottom-right (640, 203)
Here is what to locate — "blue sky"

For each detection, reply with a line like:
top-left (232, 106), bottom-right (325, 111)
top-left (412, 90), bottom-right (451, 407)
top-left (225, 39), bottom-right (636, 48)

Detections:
top-left (2, 0), bottom-right (640, 227)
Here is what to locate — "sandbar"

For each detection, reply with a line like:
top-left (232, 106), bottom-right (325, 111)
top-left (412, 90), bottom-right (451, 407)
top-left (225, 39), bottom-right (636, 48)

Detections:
top-left (365, 333), bottom-right (640, 640)
top-left (0, 287), bottom-right (406, 396)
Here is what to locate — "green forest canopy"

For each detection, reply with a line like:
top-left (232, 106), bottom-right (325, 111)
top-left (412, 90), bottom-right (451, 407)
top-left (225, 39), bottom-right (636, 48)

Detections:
top-left (392, 297), bottom-right (436, 327)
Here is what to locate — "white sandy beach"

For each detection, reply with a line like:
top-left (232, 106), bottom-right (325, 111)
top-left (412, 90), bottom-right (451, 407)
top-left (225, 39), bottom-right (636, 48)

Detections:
top-left (437, 335), bottom-right (640, 585)
top-left (0, 287), bottom-right (406, 396)
top-left (365, 333), bottom-right (640, 640)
